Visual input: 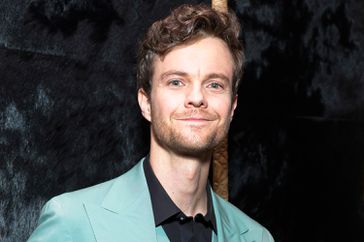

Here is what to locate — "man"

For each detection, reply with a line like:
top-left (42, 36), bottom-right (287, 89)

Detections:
top-left (27, 4), bottom-right (274, 242)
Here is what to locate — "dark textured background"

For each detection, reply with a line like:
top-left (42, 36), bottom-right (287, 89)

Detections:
top-left (1, 0), bottom-right (363, 241)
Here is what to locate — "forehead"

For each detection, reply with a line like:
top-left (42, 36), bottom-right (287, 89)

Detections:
top-left (152, 37), bottom-right (234, 81)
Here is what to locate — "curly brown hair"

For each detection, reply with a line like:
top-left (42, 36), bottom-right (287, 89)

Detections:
top-left (137, 4), bottom-right (244, 96)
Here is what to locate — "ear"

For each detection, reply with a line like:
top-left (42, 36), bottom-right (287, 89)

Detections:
top-left (138, 88), bottom-right (151, 122)
top-left (230, 95), bottom-right (238, 121)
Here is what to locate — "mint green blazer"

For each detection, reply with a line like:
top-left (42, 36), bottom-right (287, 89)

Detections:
top-left (27, 158), bottom-right (274, 242)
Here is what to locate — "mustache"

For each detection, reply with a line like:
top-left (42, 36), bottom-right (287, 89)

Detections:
top-left (172, 109), bottom-right (218, 120)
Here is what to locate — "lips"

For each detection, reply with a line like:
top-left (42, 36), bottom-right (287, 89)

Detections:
top-left (173, 110), bottom-right (218, 121)
top-left (177, 117), bottom-right (213, 121)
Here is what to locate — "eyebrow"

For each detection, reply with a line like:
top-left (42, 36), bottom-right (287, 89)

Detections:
top-left (160, 70), bottom-right (189, 81)
top-left (160, 70), bottom-right (231, 83)
top-left (205, 73), bottom-right (230, 83)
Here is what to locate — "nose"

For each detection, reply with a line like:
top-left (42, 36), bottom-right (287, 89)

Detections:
top-left (184, 84), bottom-right (207, 108)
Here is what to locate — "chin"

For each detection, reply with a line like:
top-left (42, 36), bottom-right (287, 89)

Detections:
top-left (171, 145), bottom-right (213, 158)
top-left (167, 137), bottom-right (220, 157)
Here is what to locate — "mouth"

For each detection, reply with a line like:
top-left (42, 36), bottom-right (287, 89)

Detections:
top-left (173, 110), bottom-right (218, 124)
top-left (177, 117), bottom-right (212, 121)
top-left (175, 117), bottom-right (215, 126)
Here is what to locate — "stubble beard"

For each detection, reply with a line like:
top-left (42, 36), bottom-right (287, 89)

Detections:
top-left (151, 117), bottom-right (229, 157)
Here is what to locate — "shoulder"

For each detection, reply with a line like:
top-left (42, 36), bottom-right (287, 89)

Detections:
top-left (52, 176), bottom-right (118, 207)
top-left (40, 178), bottom-right (114, 226)
top-left (214, 194), bottom-right (260, 228)
top-left (51, 160), bottom-right (143, 207)
top-left (213, 193), bottom-right (274, 242)
top-left (27, 161), bottom-right (145, 242)
top-left (27, 181), bottom-right (117, 242)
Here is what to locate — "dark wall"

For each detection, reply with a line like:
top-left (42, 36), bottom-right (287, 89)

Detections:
top-left (0, 0), bottom-right (363, 242)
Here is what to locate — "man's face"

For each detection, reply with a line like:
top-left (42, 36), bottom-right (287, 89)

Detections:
top-left (138, 37), bottom-right (237, 156)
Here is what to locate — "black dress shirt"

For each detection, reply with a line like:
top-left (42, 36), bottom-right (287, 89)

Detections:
top-left (143, 156), bottom-right (217, 242)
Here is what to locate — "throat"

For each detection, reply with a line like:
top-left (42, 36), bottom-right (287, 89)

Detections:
top-left (149, 152), bottom-right (211, 216)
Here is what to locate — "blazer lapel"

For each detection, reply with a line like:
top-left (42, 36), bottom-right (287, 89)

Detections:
top-left (211, 189), bottom-right (249, 242)
top-left (84, 159), bottom-right (161, 242)
top-left (83, 160), bottom-right (254, 242)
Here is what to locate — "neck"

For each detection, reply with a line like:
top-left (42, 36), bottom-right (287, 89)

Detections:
top-left (149, 143), bottom-right (212, 217)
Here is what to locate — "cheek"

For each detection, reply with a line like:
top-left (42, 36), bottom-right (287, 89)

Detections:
top-left (151, 93), bottom-right (181, 117)
top-left (209, 96), bottom-right (234, 117)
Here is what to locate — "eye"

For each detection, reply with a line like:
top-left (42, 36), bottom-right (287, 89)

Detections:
top-left (207, 82), bottom-right (223, 89)
top-left (168, 79), bottom-right (184, 86)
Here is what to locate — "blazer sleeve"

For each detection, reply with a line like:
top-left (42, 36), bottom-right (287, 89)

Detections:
top-left (27, 198), bottom-right (73, 242)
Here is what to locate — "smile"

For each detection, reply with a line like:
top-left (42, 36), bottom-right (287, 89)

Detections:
top-left (180, 118), bottom-right (210, 121)
top-left (175, 118), bottom-right (214, 126)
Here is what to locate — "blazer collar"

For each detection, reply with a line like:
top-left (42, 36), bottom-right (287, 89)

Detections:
top-left (84, 157), bottom-right (250, 242)
top-left (211, 188), bottom-right (249, 242)
top-left (101, 158), bottom-right (150, 214)
top-left (84, 158), bottom-right (163, 242)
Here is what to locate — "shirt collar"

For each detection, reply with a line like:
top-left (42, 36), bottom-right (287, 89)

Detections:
top-left (143, 155), bottom-right (217, 232)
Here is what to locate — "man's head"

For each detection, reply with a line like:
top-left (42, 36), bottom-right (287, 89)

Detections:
top-left (137, 4), bottom-right (244, 156)
top-left (137, 4), bottom-right (244, 98)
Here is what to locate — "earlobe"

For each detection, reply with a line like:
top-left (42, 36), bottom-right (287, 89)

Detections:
top-left (137, 88), bottom-right (152, 122)
top-left (230, 95), bottom-right (238, 121)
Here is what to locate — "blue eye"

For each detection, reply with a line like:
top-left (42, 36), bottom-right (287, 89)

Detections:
top-left (208, 82), bottom-right (223, 89)
top-left (169, 79), bottom-right (183, 86)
